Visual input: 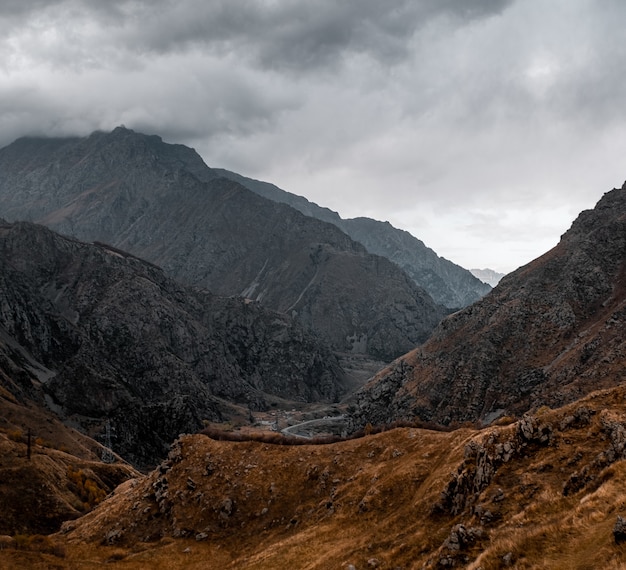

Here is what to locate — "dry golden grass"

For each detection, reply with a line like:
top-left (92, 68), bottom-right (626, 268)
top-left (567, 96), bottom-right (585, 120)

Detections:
top-left (5, 385), bottom-right (626, 569)
top-left (0, 396), bottom-right (139, 537)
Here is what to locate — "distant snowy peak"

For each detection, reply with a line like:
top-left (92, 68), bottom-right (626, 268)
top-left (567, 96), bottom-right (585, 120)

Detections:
top-left (470, 268), bottom-right (506, 287)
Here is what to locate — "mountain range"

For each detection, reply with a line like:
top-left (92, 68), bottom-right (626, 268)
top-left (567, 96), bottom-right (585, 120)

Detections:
top-left (1, 126), bottom-right (626, 568)
top-left (214, 168), bottom-right (492, 307)
top-left (0, 127), bottom-right (457, 361)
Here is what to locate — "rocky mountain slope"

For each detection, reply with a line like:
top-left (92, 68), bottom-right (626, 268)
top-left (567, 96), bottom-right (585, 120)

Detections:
top-left (4, 385), bottom-right (626, 568)
top-left (0, 220), bottom-right (346, 467)
top-left (216, 168), bottom-right (492, 308)
top-left (348, 183), bottom-right (626, 429)
top-left (0, 127), bottom-right (446, 360)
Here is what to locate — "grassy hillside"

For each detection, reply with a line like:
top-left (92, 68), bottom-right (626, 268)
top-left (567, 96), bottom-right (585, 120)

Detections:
top-left (3, 384), bottom-right (626, 568)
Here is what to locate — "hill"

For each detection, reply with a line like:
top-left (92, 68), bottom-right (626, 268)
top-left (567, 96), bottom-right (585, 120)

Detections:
top-left (0, 127), bottom-right (447, 361)
top-left (3, 384), bottom-right (626, 568)
top-left (0, 383), bottom-right (138, 536)
top-left (348, 182), bottom-right (626, 429)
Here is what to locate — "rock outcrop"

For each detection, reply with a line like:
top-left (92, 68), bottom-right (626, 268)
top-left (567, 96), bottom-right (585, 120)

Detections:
top-left (0, 220), bottom-right (345, 467)
top-left (349, 182), bottom-right (626, 428)
top-left (0, 127), bottom-right (446, 360)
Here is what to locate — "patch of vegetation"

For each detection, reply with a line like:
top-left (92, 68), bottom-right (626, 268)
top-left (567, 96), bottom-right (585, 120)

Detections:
top-left (67, 466), bottom-right (107, 511)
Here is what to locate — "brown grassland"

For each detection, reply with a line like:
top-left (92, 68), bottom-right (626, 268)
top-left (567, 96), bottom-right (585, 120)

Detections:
top-left (3, 385), bottom-right (626, 568)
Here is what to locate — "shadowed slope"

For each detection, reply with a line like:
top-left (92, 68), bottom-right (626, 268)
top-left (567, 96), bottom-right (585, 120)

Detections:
top-left (0, 220), bottom-right (344, 467)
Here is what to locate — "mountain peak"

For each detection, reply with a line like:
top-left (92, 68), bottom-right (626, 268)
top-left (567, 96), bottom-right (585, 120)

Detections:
top-left (470, 268), bottom-right (505, 287)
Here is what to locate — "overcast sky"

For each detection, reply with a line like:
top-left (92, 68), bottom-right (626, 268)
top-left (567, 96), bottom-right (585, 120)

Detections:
top-left (1, 0), bottom-right (625, 273)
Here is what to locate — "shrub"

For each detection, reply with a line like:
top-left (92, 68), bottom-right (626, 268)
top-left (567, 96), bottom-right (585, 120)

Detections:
top-left (67, 466), bottom-right (108, 510)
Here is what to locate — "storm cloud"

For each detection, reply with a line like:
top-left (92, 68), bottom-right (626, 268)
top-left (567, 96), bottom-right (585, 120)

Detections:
top-left (1, 0), bottom-right (625, 272)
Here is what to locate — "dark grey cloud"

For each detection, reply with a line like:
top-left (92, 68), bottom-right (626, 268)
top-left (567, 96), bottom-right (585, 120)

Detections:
top-left (0, 0), bottom-right (130, 19)
top-left (126, 0), bottom-right (515, 71)
top-left (0, 0), bottom-right (514, 72)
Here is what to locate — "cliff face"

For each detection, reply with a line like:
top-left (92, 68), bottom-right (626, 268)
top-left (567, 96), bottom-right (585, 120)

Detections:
top-left (0, 221), bottom-right (345, 467)
top-left (349, 183), bottom-right (626, 428)
top-left (216, 168), bottom-right (492, 308)
top-left (0, 127), bottom-right (446, 360)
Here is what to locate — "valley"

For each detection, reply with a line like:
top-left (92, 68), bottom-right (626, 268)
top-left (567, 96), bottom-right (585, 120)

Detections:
top-left (0, 127), bottom-right (625, 568)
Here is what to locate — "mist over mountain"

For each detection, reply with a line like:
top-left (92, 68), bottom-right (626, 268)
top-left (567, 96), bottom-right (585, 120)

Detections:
top-left (349, 182), bottom-right (626, 429)
top-left (215, 168), bottom-right (492, 308)
top-left (0, 127), bottom-right (446, 361)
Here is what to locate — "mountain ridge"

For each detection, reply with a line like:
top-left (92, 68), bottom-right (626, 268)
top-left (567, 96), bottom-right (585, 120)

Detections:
top-left (5, 382), bottom-right (626, 568)
top-left (214, 167), bottom-right (492, 308)
top-left (0, 127), bottom-right (446, 361)
top-left (348, 182), bottom-right (626, 429)
top-left (470, 267), bottom-right (505, 287)
top-left (0, 220), bottom-right (346, 467)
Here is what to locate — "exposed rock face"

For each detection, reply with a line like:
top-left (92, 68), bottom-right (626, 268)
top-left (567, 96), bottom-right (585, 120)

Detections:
top-left (216, 168), bottom-right (492, 308)
top-left (0, 127), bottom-right (446, 360)
top-left (0, 221), bottom-right (345, 466)
top-left (613, 516), bottom-right (626, 544)
top-left (349, 183), bottom-right (626, 428)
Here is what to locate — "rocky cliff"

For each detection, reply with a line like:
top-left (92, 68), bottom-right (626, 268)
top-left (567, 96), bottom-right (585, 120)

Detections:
top-left (0, 221), bottom-right (345, 467)
top-left (0, 127), bottom-right (446, 360)
top-left (348, 182), bottom-right (626, 428)
top-left (216, 168), bottom-right (492, 308)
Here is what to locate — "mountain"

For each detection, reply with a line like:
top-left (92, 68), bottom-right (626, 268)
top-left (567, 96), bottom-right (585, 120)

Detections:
top-left (0, 220), bottom-right (346, 467)
top-left (215, 168), bottom-right (492, 308)
top-left (470, 267), bottom-right (505, 287)
top-left (348, 182), bottom-right (626, 429)
top-left (0, 127), bottom-right (446, 361)
top-left (6, 384), bottom-right (626, 568)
